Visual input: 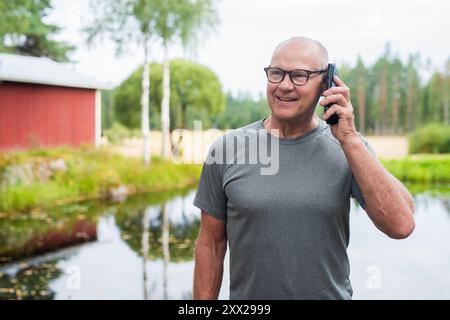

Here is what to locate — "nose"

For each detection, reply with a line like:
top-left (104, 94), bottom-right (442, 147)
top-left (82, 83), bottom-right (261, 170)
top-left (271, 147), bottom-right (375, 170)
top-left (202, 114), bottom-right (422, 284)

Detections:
top-left (278, 74), bottom-right (294, 91)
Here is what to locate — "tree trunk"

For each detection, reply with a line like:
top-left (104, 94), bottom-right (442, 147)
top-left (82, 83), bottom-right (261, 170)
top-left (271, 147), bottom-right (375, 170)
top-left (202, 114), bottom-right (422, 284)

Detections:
top-left (444, 72), bottom-right (449, 125)
top-left (444, 97), bottom-right (449, 125)
top-left (356, 69), bottom-right (365, 134)
top-left (161, 42), bottom-right (171, 158)
top-left (141, 37), bottom-right (151, 165)
top-left (161, 204), bottom-right (170, 300)
top-left (379, 66), bottom-right (388, 134)
top-left (445, 60), bottom-right (450, 125)
top-left (392, 72), bottom-right (400, 133)
top-left (406, 72), bottom-right (415, 132)
top-left (141, 208), bottom-right (150, 300)
top-left (181, 103), bottom-right (187, 129)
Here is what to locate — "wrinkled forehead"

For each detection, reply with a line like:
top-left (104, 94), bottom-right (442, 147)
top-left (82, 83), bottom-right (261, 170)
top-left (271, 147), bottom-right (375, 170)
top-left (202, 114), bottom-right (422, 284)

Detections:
top-left (270, 42), bottom-right (327, 70)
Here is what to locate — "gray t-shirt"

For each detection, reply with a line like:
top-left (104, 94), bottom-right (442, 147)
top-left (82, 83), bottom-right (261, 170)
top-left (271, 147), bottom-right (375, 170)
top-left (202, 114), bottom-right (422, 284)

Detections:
top-left (193, 118), bottom-right (375, 300)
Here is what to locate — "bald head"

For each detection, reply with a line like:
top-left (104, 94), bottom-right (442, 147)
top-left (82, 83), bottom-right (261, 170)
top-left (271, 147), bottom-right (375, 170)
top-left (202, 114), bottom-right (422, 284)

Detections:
top-left (271, 36), bottom-right (329, 70)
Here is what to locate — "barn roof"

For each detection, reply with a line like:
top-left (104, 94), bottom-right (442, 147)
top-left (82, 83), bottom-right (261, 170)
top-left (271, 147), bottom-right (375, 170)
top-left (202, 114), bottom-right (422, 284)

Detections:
top-left (0, 53), bottom-right (110, 90)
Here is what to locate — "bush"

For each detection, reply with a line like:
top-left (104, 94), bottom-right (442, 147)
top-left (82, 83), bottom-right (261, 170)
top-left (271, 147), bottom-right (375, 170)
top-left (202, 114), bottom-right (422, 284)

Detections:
top-left (408, 123), bottom-right (450, 154)
top-left (103, 122), bottom-right (131, 145)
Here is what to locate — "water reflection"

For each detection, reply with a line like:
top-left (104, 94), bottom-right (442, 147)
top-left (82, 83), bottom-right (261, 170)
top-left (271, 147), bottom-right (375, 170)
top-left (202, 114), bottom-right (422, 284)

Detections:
top-left (142, 206), bottom-right (150, 300)
top-left (0, 186), bottom-right (449, 299)
top-left (0, 203), bottom-right (99, 264)
top-left (0, 261), bottom-right (61, 299)
top-left (349, 190), bottom-right (450, 299)
top-left (0, 187), bottom-right (200, 299)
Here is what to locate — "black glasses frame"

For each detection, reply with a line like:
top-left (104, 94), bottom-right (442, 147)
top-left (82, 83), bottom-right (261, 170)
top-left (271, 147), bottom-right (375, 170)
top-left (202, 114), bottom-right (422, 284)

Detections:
top-left (264, 66), bottom-right (327, 86)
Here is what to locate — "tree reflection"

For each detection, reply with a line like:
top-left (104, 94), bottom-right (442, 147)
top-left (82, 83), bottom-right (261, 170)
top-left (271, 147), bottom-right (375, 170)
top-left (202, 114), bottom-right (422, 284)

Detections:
top-left (0, 260), bottom-right (61, 300)
top-left (141, 207), bottom-right (150, 300)
top-left (114, 187), bottom-right (200, 263)
top-left (161, 204), bottom-right (169, 300)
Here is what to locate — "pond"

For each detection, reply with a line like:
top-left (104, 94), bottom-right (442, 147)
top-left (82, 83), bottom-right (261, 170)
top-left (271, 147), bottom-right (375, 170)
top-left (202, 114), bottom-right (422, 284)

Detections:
top-left (0, 187), bottom-right (449, 300)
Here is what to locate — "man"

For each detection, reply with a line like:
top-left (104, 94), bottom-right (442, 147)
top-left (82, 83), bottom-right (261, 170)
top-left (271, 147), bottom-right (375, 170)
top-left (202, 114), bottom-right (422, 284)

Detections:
top-left (193, 36), bottom-right (415, 300)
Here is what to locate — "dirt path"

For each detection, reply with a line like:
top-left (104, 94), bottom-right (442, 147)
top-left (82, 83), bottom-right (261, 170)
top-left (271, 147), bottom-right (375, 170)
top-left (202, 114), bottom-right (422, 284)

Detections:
top-left (109, 132), bottom-right (409, 161)
top-left (364, 136), bottom-right (408, 159)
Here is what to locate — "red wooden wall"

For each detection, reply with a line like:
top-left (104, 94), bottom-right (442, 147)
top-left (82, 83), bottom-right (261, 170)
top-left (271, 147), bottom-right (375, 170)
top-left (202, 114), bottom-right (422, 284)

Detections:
top-left (0, 81), bottom-right (96, 151)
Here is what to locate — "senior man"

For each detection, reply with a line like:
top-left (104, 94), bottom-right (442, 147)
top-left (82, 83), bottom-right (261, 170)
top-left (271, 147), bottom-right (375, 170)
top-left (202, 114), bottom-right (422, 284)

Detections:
top-left (193, 36), bottom-right (415, 300)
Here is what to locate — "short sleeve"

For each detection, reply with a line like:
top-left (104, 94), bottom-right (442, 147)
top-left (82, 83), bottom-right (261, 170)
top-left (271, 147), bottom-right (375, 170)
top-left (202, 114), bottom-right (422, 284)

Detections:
top-left (193, 137), bottom-right (228, 221)
top-left (350, 134), bottom-right (377, 209)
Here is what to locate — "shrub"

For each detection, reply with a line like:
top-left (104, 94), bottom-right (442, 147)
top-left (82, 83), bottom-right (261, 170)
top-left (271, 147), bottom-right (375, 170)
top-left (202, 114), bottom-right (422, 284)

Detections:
top-left (103, 122), bottom-right (131, 145)
top-left (408, 123), bottom-right (450, 154)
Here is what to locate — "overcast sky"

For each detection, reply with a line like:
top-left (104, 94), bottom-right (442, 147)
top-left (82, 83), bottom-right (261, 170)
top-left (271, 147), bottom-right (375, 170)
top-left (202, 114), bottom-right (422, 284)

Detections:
top-left (49, 0), bottom-right (450, 96)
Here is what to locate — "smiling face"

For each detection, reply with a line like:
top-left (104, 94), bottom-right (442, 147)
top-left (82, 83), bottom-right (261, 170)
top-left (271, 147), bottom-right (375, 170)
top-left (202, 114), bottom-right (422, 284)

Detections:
top-left (266, 38), bottom-right (328, 123)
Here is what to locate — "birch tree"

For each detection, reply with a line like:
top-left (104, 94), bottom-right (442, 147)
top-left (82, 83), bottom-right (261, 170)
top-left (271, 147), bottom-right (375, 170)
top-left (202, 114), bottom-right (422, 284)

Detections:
top-left (85, 0), bottom-right (157, 165)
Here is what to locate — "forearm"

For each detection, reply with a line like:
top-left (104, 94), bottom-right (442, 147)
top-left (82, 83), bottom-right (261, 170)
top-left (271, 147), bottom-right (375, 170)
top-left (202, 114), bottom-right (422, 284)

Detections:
top-left (392, 175), bottom-right (415, 212)
top-left (193, 238), bottom-right (227, 299)
top-left (341, 137), bottom-right (415, 239)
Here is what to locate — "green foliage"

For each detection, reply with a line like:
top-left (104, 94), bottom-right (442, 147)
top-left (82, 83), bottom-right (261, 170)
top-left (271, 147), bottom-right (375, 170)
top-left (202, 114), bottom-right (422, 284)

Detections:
top-left (152, 0), bottom-right (218, 48)
top-left (103, 122), bottom-right (132, 144)
top-left (85, 0), bottom-right (153, 54)
top-left (402, 182), bottom-right (450, 197)
top-left (422, 70), bottom-right (450, 124)
top-left (114, 64), bottom-right (158, 129)
top-left (382, 156), bottom-right (450, 183)
top-left (408, 123), bottom-right (450, 154)
top-left (114, 59), bottom-right (225, 129)
top-left (213, 92), bottom-right (269, 129)
top-left (0, 0), bottom-right (74, 62)
top-left (0, 147), bottom-right (201, 212)
top-left (85, 0), bottom-right (219, 54)
top-left (341, 46), bottom-right (449, 135)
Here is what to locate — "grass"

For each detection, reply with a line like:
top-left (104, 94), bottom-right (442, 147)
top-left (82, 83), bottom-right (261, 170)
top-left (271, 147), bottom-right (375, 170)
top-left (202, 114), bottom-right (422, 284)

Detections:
top-left (0, 146), bottom-right (201, 213)
top-left (381, 154), bottom-right (450, 183)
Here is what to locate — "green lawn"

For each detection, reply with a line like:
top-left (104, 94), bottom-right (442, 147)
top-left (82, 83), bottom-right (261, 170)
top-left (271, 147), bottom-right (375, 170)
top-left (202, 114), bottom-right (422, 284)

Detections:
top-left (0, 146), bottom-right (201, 213)
top-left (381, 155), bottom-right (450, 183)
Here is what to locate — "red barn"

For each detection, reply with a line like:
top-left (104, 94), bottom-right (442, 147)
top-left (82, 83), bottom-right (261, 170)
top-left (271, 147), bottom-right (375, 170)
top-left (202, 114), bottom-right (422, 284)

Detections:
top-left (0, 53), bottom-right (109, 151)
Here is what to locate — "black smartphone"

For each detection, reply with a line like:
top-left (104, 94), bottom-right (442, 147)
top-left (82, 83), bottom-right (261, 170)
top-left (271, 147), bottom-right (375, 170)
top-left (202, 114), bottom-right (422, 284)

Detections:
top-left (324, 63), bottom-right (339, 125)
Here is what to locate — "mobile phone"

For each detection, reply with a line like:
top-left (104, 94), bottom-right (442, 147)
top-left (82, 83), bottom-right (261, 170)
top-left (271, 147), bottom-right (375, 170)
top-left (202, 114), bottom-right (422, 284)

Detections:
top-left (324, 63), bottom-right (339, 125)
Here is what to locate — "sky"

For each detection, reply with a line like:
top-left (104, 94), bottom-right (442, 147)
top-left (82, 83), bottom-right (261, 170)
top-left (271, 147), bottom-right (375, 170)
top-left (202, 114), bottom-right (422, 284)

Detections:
top-left (49, 0), bottom-right (450, 97)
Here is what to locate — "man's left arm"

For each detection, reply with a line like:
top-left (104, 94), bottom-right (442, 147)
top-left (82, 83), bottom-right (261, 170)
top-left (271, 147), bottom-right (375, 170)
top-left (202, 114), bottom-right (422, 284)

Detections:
top-left (321, 76), bottom-right (415, 239)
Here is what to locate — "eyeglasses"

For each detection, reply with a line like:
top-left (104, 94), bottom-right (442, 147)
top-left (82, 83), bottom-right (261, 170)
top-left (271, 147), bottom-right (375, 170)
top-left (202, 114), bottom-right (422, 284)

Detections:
top-left (264, 66), bottom-right (327, 86)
